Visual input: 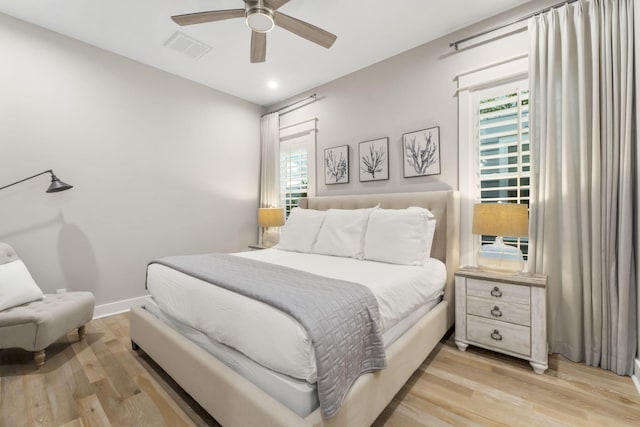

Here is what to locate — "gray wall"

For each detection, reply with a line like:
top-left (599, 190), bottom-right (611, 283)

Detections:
top-left (0, 13), bottom-right (261, 306)
top-left (272, 0), bottom-right (558, 197)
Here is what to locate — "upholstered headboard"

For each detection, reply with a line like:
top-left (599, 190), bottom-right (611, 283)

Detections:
top-left (0, 242), bottom-right (18, 266)
top-left (298, 190), bottom-right (460, 327)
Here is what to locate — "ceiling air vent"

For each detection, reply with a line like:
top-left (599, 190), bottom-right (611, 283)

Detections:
top-left (164, 31), bottom-right (212, 59)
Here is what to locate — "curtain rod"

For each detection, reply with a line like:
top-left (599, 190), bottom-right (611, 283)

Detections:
top-left (450, 0), bottom-right (579, 50)
top-left (262, 93), bottom-right (317, 117)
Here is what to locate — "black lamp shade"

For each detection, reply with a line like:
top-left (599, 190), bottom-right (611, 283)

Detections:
top-left (46, 174), bottom-right (73, 193)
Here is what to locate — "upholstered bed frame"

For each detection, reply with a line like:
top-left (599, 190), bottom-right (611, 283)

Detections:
top-left (130, 190), bottom-right (460, 427)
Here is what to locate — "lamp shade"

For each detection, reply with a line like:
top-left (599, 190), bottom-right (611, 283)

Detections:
top-left (472, 203), bottom-right (528, 237)
top-left (258, 207), bottom-right (285, 228)
top-left (46, 173), bottom-right (73, 193)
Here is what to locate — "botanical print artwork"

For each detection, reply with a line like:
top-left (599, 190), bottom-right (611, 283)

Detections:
top-left (324, 145), bottom-right (349, 184)
top-left (359, 138), bottom-right (389, 182)
top-left (403, 126), bottom-right (441, 177)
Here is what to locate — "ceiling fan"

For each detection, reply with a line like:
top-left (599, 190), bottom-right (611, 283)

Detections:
top-left (171, 0), bottom-right (338, 63)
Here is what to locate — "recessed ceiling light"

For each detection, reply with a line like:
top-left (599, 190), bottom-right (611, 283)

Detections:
top-left (267, 80), bottom-right (279, 89)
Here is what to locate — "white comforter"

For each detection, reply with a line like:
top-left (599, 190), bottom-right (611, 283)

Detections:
top-left (146, 248), bottom-right (446, 383)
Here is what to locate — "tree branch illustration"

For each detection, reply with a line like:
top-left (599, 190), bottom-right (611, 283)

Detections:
top-left (405, 132), bottom-right (437, 174)
top-left (326, 150), bottom-right (347, 182)
top-left (361, 145), bottom-right (385, 178)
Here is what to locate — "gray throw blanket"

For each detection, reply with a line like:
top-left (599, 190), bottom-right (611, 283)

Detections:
top-left (150, 253), bottom-right (387, 418)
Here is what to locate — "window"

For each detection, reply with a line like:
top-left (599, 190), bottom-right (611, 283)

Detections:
top-left (476, 86), bottom-right (530, 258)
top-left (280, 145), bottom-right (309, 217)
top-left (279, 120), bottom-right (316, 217)
top-left (456, 55), bottom-right (529, 266)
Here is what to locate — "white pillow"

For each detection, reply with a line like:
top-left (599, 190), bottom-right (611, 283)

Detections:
top-left (363, 207), bottom-right (436, 265)
top-left (276, 208), bottom-right (327, 253)
top-left (0, 259), bottom-right (44, 311)
top-left (313, 208), bottom-right (376, 259)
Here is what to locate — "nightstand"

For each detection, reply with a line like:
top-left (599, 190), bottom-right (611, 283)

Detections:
top-left (455, 266), bottom-right (548, 374)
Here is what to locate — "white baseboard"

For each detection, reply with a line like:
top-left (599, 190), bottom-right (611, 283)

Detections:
top-left (93, 295), bottom-right (149, 319)
top-left (632, 358), bottom-right (640, 396)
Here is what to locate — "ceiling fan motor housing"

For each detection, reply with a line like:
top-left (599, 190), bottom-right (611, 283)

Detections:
top-left (245, 0), bottom-right (274, 33)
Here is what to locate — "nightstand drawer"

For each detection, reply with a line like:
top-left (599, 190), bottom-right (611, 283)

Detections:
top-left (466, 296), bottom-right (531, 326)
top-left (467, 278), bottom-right (530, 305)
top-left (466, 315), bottom-right (531, 356)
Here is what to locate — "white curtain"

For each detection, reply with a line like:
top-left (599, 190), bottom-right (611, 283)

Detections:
top-left (528, 0), bottom-right (636, 375)
top-left (259, 112), bottom-right (280, 208)
top-left (259, 112), bottom-right (280, 244)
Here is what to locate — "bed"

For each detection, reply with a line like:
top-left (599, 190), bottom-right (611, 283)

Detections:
top-left (130, 190), bottom-right (460, 427)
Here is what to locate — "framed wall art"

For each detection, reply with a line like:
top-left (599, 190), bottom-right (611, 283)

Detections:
top-left (324, 145), bottom-right (349, 184)
top-left (359, 137), bottom-right (389, 182)
top-left (402, 126), bottom-right (441, 178)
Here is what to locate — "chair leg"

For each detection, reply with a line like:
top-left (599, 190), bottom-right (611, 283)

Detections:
top-left (78, 325), bottom-right (86, 340)
top-left (34, 350), bottom-right (45, 367)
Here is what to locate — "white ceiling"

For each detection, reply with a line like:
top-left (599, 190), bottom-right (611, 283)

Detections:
top-left (0, 0), bottom-right (532, 107)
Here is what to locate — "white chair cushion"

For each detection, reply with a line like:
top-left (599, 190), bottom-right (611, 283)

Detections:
top-left (0, 259), bottom-right (44, 311)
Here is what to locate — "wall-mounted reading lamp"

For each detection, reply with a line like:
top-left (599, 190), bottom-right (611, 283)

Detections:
top-left (0, 170), bottom-right (73, 193)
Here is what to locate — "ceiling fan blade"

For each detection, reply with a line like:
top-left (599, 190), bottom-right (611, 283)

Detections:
top-left (264, 0), bottom-right (290, 10)
top-left (274, 12), bottom-right (337, 49)
top-left (251, 31), bottom-right (267, 63)
top-left (171, 9), bottom-right (244, 26)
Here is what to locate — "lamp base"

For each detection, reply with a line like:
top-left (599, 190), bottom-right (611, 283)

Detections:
top-left (477, 238), bottom-right (524, 274)
top-left (261, 227), bottom-right (278, 248)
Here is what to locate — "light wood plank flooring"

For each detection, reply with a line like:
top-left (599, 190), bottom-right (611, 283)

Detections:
top-left (1, 312), bottom-right (639, 426)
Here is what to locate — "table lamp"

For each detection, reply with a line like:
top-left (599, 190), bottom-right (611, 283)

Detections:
top-left (258, 207), bottom-right (285, 248)
top-left (472, 202), bottom-right (528, 273)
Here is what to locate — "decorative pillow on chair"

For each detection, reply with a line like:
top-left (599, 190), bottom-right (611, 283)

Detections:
top-left (276, 208), bottom-right (327, 253)
top-left (313, 207), bottom-right (376, 259)
top-left (0, 259), bottom-right (44, 311)
top-left (363, 207), bottom-right (436, 265)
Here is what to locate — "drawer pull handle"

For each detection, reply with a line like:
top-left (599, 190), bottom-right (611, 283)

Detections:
top-left (491, 306), bottom-right (503, 318)
top-left (490, 286), bottom-right (503, 298)
top-left (491, 329), bottom-right (503, 341)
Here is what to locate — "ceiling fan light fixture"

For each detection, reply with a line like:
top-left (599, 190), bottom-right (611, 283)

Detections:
top-left (246, 7), bottom-right (274, 33)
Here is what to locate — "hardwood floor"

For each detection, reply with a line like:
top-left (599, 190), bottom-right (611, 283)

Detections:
top-left (1, 312), bottom-right (639, 426)
top-left (0, 313), bottom-right (218, 427)
top-left (374, 341), bottom-right (640, 426)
